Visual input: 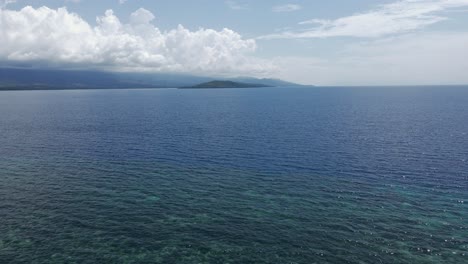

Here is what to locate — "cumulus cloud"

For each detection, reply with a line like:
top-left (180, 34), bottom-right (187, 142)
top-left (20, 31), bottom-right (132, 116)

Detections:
top-left (0, 6), bottom-right (274, 76)
top-left (272, 4), bottom-right (301, 13)
top-left (261, 0), bottom-right (468, 39)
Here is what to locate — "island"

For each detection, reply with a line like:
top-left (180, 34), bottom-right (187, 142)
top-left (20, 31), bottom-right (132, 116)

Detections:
top-left (181, 80), bottom-right (272, 89)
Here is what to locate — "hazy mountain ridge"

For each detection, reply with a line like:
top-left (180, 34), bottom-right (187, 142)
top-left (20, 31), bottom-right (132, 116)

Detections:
top-left (0, 68), bottom-right (303, 90)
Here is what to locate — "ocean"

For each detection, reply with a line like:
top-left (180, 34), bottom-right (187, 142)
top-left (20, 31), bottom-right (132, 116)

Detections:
top-left (0, 86), bottom-right (467, 263)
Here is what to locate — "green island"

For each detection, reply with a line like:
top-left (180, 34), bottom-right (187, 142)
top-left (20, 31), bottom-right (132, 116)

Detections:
top-left (182, 80), bottom-right (272, 89)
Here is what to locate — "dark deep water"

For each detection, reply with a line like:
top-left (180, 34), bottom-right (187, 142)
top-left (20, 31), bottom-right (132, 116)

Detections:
top-left (0, 86), bottom-right (467, 263)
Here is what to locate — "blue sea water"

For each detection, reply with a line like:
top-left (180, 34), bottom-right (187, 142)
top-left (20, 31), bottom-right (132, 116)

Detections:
top-left (0, 86), bottom-right (467, 263)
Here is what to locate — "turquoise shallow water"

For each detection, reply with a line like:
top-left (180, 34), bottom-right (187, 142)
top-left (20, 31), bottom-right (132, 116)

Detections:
top-left (0, 87), bottom-right (467, 263)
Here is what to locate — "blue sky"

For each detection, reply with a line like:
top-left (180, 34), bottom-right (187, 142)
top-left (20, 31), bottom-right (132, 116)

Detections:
top-left (1, 0), bottom-right (468, 85)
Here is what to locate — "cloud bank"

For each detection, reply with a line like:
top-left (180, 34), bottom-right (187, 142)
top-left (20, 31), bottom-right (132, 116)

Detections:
top-left (0, 6), bottom-right (274, 76)
top-left (261, 0), bottom-right (468, 39)
top-left (275, 32), bottom-right (468, 85)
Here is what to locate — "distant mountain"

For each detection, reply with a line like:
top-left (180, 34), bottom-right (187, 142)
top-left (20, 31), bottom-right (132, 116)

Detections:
top-left (183, 80), bottom-right (271, 89)
top-left (0, 68), bottom-right (304, 90)
top-left (230, 77), bottom-right (303, 87)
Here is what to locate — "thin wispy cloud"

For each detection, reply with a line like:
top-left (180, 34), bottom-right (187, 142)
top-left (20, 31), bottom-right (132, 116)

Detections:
top-left (225, 0), bottom-right (248, 10)
top-left (260, 0), bottom-right (468, 39)
top-left (0, 0), bottom-right (16, 8)
top-left (272, 4), bottom-right (301, 12)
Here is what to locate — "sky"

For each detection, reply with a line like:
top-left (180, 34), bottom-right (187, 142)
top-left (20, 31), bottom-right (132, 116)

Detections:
top-left (1, 0), bottom-right (468, 85)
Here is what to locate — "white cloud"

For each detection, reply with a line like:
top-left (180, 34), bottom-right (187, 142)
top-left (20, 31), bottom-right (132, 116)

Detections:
top-left (225, 0), bottom-right (248, 10)
top-left (129, 7), bottom-right (155, 24)
top-left (0, 6), bottom-right (274, 76)
top-left (261, 0), bottom-right (468, 39)
top-left (272, 4), bottom-right (301, 13)
top-left (275, 32), bottom-right (468, 85)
